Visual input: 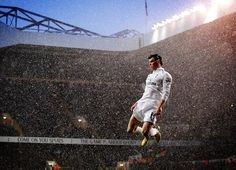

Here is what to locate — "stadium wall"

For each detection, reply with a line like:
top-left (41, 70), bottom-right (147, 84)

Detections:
top-left (0, 22), bottom-right (141, 51)
top-left (1, 4), bottom-right (236, 51)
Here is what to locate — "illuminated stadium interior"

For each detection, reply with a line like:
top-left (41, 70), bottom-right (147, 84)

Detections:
top-left (0, 1), bottom-right (236, 169)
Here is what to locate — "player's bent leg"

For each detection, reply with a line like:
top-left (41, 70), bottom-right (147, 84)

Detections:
top-left (149, 126), bottom-right (161, 144)
top-left (149, 126), bottom-right (161, 143)
top-left (140, 122), bottom-right (152, 147)
top-left (154, 131), bottom-right (161, 144)
top-left (127, 114), bottom-right (139, 134)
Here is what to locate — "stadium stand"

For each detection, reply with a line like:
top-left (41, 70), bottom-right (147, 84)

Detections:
top-left (0, 12), bottom-right (235, 169)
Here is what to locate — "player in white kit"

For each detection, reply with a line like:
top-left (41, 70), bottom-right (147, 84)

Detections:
top-left (127, 53), bottom-right (172, 146)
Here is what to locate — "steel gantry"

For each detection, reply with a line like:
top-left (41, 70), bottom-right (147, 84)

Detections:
top-left (0, 5), bottom-right (103, 37)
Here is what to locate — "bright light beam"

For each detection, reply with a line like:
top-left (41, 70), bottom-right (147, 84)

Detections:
top-left (212, 0), bottom-right (232, 6)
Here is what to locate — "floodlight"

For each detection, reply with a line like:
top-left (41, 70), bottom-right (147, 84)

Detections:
top-left (212, 0), bottom-right (232, 6)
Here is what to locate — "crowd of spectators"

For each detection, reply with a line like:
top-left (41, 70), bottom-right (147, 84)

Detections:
top-left (0, 12), bottom-right (235, 169)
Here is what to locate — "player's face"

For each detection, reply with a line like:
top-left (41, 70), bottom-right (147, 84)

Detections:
top-left (149, 58), bottom-right (159, 70)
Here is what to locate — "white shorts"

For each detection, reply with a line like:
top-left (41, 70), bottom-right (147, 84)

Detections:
top-left (133, 100), bottom-right (159, 124)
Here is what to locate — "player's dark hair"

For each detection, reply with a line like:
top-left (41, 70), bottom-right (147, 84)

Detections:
top-left (148, 54), bottom-right (163, 65)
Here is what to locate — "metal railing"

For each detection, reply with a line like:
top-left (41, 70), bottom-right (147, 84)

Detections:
top-left (0, 5), bottom-right (103, 37)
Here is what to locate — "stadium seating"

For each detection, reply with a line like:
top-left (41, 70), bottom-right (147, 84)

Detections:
top-left (0, 12), bottom-right (235, 169)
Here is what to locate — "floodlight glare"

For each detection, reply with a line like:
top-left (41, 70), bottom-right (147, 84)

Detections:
top-left (193, 4), bottom-right (206, 13)
top-left (172, 15), bottom-right (180, 21)
top-left (205, 6), bottom-right (218, 23)
top-left (212, 0), bottom-right (232, 6)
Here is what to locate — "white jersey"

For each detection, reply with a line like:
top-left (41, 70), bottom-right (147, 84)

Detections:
top-left (139, 67), bottom-right (172, 103)
top-left (133, 67), bottom-right (172, 123)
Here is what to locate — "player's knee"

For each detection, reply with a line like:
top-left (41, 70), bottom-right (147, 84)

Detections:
top-left (127, 126), bottom-right (137, 134)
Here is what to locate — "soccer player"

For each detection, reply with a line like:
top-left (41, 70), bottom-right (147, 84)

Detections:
top-left (127, 53), bottom-right (172, 146)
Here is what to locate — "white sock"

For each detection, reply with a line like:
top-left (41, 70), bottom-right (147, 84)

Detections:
top-left (134, 126), bottom-right (142, 133)
top-left (149, 128), bottom-right (158, 136)
top-left (134, 126), bottom-right (158, 137)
